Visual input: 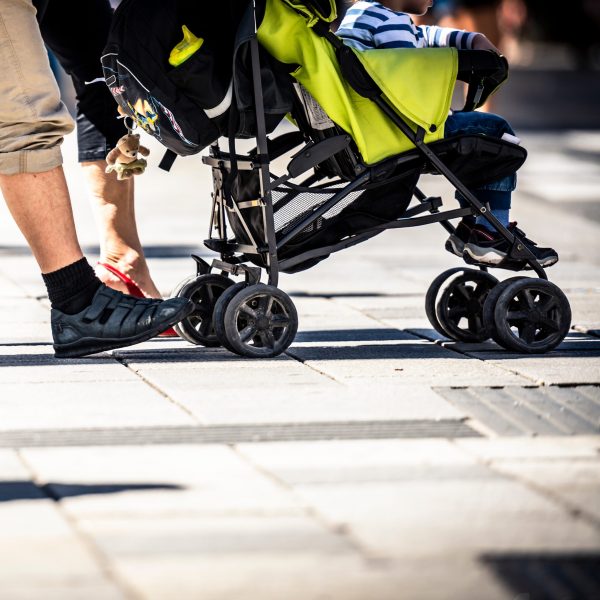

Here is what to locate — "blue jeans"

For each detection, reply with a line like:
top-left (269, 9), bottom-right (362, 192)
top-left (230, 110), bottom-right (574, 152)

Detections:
top-left (444, 111), bottom-right (516, 211)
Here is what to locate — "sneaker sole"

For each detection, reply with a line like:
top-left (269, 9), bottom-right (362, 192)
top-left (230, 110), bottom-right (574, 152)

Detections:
top-left (53, 302), bottom-right (193, 359)
top-left (463, 244), bottom-right (506, 265)
top-left (445, 236), bottom-right (464, 257)
top-left (465, 245), bottom-right (559, 269)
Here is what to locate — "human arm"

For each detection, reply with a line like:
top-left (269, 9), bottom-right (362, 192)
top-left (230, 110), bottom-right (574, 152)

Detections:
top-left (417, 24), bottom-right (480, 49)
top-left (470, 33), bottom-right (501, 54)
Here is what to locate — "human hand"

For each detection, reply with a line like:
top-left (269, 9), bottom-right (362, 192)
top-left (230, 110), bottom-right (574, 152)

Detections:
top-left (471, 33), bottom-right (501, 54)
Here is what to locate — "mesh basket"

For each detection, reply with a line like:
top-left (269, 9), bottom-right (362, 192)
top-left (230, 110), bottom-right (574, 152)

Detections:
top-left (272, 182), bottom-right (365, 240)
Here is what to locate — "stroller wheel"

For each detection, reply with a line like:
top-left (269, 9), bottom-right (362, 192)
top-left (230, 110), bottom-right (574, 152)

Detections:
top-left (482, 276), bottom-right (528, 346)
top-left (435, 270), bottom-right (498, 343)
top-left (488, 278), bottom-right (571, 354)
top-left (174, 274), bottom-right (233, 346)
top-left (425, 268), bottom-right (468, 339)
top-left (213, 282), bottom-right (248, 352)
top-left (169, 274), bottom-right (197, 299)
top-left (222, 284), bottom-right (298, 358)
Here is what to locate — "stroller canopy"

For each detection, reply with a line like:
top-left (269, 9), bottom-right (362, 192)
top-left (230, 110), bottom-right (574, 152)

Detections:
top-left (257, 0), bottom-right (458, 164)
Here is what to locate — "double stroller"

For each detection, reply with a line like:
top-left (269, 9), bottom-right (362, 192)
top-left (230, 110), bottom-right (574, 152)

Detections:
top-left (102, 0), bottom-right (571, 358)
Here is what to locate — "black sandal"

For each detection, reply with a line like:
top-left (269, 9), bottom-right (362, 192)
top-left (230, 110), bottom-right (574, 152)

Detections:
top-left (51, 284), bottom-right (193, 358)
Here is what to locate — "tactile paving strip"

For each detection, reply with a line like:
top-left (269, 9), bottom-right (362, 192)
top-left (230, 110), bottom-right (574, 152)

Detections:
top-left (0, 419), bottom-right (480, 448)
top-left (435, 385), bottom-right (600, 436)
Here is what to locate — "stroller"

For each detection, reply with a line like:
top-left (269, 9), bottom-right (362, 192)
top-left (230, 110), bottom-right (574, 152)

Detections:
top-left (102, 0), bottom-right (571, 358)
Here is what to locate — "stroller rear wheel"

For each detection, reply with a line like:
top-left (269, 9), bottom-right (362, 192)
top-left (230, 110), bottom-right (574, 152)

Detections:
top-left (222, 284), bottom-right (298, 358)
top-left (170, 274), bottom-right (197, 299)
top-left (426, 268), bottom-right (497, 342)
top-left (486, 278), bottom-right (571, 354)
top-left (213, 282), bottom-right (248, 352)
top-left (174, 274), bottom-right (233, 346)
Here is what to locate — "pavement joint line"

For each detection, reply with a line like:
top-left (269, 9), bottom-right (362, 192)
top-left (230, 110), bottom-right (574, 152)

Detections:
top-left (15, 449), bottom-right (142, 600)
top-left (114, 355), bottom-right (204, 425)
top-left (284, 347), bottom-right (346, 385)
top-left (450, 440), bottom-right (600, 533)
top-left (232, 445), bottom-right (390, 565)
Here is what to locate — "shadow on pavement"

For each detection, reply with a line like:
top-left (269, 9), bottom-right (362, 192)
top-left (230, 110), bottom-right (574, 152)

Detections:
top-left (480, 552), bottom-right (600, 600)
top-left (0, 481), bottom-right (182, 502)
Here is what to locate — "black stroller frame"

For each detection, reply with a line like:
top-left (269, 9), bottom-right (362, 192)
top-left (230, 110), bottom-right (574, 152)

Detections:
top-left (173, 11), bottom-right (571, 358)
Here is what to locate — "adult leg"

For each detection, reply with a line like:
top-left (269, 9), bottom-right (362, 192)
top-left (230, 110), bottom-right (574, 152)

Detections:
top-left (39, 0), bottom-right (162, 298)
top-left (81, 160), bottom-right (162, 298)
top-left (0, 168), bottom-right (83, 273)
top-left (0, 0), bottom-right (191, 355)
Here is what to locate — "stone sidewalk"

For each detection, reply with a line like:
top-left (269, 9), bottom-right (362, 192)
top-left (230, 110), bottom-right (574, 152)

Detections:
top-left (0, 130), bottom-right (599, 599)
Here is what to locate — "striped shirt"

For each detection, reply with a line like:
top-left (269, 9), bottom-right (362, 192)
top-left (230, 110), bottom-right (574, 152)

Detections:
top-left (337, 1), bottom-right (479, 51)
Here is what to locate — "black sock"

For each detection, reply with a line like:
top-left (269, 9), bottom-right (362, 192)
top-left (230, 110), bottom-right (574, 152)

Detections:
top-left (42, 258), bottom-right (102, 315)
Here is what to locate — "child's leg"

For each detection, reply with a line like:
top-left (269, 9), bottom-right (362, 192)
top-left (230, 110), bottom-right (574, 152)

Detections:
top-left (444, 112), bottom-right (516, 230)
top-left (443, 112), bottom-right (558, 267)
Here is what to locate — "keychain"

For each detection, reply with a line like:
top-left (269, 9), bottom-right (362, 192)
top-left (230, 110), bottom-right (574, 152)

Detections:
top-left (105, 112), bottom-right (151, 180)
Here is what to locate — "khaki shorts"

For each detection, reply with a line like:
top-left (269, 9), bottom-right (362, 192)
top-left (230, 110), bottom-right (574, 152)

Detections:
top-left (0, 0), bottom-right (74, 175)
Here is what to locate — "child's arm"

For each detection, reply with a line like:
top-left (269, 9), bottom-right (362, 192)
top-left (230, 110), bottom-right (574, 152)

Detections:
top-left (416, 24), bottom-right (480, 49)
top-left (470, 33), bottom-right (501, 53)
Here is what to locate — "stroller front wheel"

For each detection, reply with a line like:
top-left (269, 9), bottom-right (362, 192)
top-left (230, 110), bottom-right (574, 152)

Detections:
top-left (222, 284), bottom-right (298, 358)
top-left (435, 270), bottom-right (498, 343)
top-left (426, 268), bottom-right (497, 343)
top-left (487, 278), bottom-right (571, 354)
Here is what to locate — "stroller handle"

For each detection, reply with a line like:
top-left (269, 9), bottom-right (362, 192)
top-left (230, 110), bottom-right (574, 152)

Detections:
top-left (456, 50), bottom-right (509, 112)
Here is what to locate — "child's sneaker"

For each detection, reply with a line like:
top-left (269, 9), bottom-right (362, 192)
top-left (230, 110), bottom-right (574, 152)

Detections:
top-left (463, 223), bottom-right (559, 267)
top-left (445, 216), bottom-right (475, 257)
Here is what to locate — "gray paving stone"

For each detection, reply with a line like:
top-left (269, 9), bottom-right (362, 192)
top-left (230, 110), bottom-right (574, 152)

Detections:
top-left (0, 380), bottom-right (195, 430)
top-left (491, 458), bottom-right (600, 522)
top-left (0, 453), bottom-right (122, 598)
top-left (22, 445), bottom-right (302, 516)
top-left (240, 441), bottom-right (600, 561)
top-left (455, 435), bottom-right (600, 460)
top-left (101, 549), bottom-right (508, 600)
top-left (287, 338), bottom-right (529, 386)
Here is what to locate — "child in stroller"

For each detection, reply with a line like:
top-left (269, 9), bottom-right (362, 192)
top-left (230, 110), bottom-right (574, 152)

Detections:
top-left (337, 0), bottom-right (558, 268)
top-left (102, 0), bottom-right (571, 359)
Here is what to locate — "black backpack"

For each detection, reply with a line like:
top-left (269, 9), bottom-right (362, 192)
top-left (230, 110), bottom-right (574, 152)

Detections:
top-left (101, 0), bottom-right (244, 156)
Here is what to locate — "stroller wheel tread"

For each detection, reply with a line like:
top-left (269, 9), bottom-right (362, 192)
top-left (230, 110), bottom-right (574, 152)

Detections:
top-left (170, 274), bottom-right (198, 299)
top-left (174, 274), bottom-right (233, 347)
top-left (222, 284), bottom-right (298, 358)
top-left (425, 267), bottom-right (470, 339)
top-left (213, 282), bottom-right (248, 352)
top-left (482, 276), bottom-right (529, 346)
top-left (490, 278), bottom-right (571, 354)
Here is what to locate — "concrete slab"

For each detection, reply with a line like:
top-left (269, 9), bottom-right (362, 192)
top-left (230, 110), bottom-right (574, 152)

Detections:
top-left (0, 379), bottom-right (195, 430)
top-left (22, 445), bottom-right (302, 516)
top-left (0, 452), bottom-right (122, 598)
top-left (240, 441), bottom-right (600, 561)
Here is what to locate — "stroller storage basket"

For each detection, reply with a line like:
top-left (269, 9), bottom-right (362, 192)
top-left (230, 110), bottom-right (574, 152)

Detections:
top-left (214, 155), bottom-right (418, 270)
